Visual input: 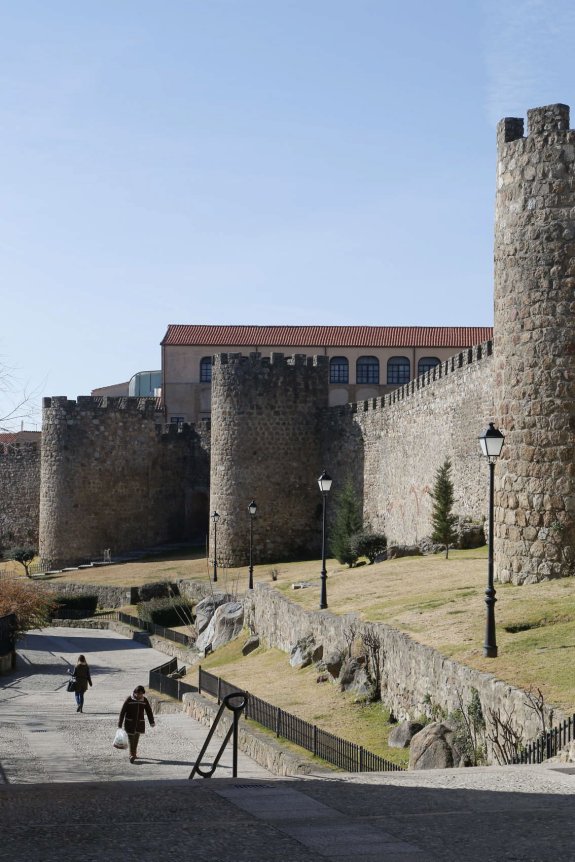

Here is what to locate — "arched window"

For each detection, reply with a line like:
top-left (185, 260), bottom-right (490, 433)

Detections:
top-left (330, 356), bottom-right (349, 384)
top-left (418, 356), bottom-right (440, 376)
top-left (387, 356), bottom-right (410, 385)
top-left (356, 356), bottom-right (379, 385)
top-left (199, 356), bottom-right (212, 383)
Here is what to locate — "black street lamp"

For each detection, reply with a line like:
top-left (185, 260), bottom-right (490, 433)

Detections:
top-left (248, 500), bottom-right (257, 590)
top-left (317, 471), bottom-right (333, 609)
top-left (211, 511), bottom-right (220, 583)
top-left (478, 422), bottom-right (505, 658)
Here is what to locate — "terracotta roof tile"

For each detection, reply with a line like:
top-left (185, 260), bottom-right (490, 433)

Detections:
top-left (161, 325), bottom-right (493, 349)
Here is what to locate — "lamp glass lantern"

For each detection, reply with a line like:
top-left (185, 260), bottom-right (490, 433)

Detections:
top-left (478, 423), bottom-right (505, 461)
top-left (318, 471), bottom-right (333, 494)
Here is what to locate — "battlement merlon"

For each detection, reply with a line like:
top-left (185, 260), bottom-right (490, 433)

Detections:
top-left (213, 352), bottom-right (328, 369)
top-left (42, 395), bottom-right (160, 416)
top-left (497, 104), bottom-right (571, 148)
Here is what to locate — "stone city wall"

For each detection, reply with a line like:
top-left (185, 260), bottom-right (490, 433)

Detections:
top-left (209, 353), bottom-right (329, 566)
top-left (0, 440), bottom-right (41, 548)
top-left (325, 341), bottom-right (495, 545)
top-left (39, 396), bottom-right (210, 568)
top-left (246, 584), bottom-right (559, 749)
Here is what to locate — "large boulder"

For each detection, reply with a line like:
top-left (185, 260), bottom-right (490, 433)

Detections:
top-left (388, 720), bottom-right (425, 749)
top-left (409, 722), bottom-right (461, 770)
top-left (289, 635), bottom-right (323, 669)
top-left (195, 593), bottom-right (234, 634)
top-left (242, 634), bottom-right (260, 656)
top-left (196, 601), bottom-right (244, 652)
top-left (338, 656), bottom-right (372, 699)
top-left (324, 651), bottom-right (344, 680)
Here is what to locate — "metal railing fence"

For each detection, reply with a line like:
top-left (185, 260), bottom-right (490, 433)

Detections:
top-left (114, 611), bottom-right (195, 647)
top-left (198, 667), bottom-right (403, 773)
top-left (512, 714), bottom-right (575, 765)
top-left (149, 656), bottom-right (197, 700)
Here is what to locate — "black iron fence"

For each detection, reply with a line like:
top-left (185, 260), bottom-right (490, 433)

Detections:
top-left (114, 611), bottom-right (195, 647)
top-left (198, 667), bottom-right (403, 773)
top-left (0, 613), bottom-right (16, 656)
top-left (512, 714), bottom-right (575, 765)
top-left (149, 656), bottom-right (197, 700)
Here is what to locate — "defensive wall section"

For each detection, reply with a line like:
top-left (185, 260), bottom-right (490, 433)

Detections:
top-left (210, 352), bottom-right (329, 566)
top-left (0, 439), bottom-right (41, 548)
top-left (325, 341), bottom-right (495, 545)
top-left (39, 396), bottom-right (210, 568)
top-left (494, 104), bottom-right (575, 584)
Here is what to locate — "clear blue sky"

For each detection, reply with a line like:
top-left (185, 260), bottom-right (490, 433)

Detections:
top-left (2, 0), bottom-right (574, 428)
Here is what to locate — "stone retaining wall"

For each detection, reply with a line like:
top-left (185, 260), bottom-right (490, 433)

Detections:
top-left (40, 581), bottom-right (137, 609)
top-left (247, 584), bottom-right (560, 748)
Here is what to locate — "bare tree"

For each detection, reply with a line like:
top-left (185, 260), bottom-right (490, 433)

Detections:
top-left (0, 360), bottom-right (42, 433)
top-left (485, 704), bottom-right (524, 765)
top-left (361, 627), bottom-right (385, 700)
top-left (342, 618), bottom-right (359, 658)
top-left (524, 686), bottom-right (553, 739)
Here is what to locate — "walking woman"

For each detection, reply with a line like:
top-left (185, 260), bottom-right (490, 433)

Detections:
top-left (118, 685), bottom-right (155, 763)
top-left (72, 654), bottom-right (92, 713)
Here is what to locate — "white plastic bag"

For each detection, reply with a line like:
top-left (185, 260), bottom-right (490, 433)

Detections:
top-left (113, 728), bottom-right (129, 750)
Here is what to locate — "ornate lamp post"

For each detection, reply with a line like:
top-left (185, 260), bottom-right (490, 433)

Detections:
top-left (317, 471), bottom-right (333, 609)
top-left (211, 511), bottom-right (220, 583)
top-left (248, 500), bottom-right (257, 589)
top-left (478, 423), bottom-right (505, 658)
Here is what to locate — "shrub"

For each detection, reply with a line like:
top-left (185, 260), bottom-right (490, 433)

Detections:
top-left (330, 481), bottom-right (362, 567)
top-left (3, 547), bottom-right (37, 578)
top-left (52, 594), bottom-right (98, 619)
top-left (0, 577), bottom-right (56, 635)
top-left (138, 581), bottom-right (176, 602)
top-left (137, 597), bottom-right (193, 627)
top-left (350, 532), bottom-right (387, 564)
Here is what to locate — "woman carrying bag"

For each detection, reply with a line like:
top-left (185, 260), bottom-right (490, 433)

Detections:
top-left (71, 654), bottom-right (92, 713)
top-left (118, 685), bottom-right (155, 763)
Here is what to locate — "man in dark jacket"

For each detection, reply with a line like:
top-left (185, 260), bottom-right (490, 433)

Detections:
top-left (118, 685), bottom-right (155, 763)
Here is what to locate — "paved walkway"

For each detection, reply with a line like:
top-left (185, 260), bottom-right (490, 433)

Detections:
top-left (0, 626), bottom-right (271, 783)
top-left (1, 628), bottom-right (575, 861)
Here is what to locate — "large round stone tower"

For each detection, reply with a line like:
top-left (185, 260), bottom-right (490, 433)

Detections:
top-left (494, 103), bottom-right (575, 584)
top-left (209, 352), bottom-right (329, 568)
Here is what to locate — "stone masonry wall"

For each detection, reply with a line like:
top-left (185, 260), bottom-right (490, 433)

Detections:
top-left (39, 396), bottom-right (209, 568)
top-left (209, 353), bottom-right (329, 566)
top-left (494, 104), bottom-right (575, 584)
top-left (0, 440), bottom-right (41, 547)
top-left (247, 585), bottom-right (559, 750)
top-left (325, 342), bottom-right (495, 545)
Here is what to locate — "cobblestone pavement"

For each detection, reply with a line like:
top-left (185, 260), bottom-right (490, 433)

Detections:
top-left (0, 626), bottom-right (271, 783)
top-left (1, 628), bottom-right (574, 862)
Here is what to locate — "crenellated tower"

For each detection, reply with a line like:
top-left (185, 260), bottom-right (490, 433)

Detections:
top-left (209, 352), bottom-right (329, 567)
top-left (494, 103), bottom-right (575, 583)
top-left (39, 396), bottom-right (209, 567)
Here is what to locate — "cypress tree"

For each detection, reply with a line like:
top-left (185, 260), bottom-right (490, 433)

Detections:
top-left (330, 481), bottom-right (363, 567)
top-left (430, 458), bottom-right (458, 558)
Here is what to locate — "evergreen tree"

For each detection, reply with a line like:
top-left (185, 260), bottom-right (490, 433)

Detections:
top-left (330, 481), bottom-right (363, 567)
top-left (430, 459), bottom-right (458, 558)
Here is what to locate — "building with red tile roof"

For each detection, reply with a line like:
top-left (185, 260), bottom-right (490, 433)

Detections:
top-left (160, 324), bottom-right (493, 423)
